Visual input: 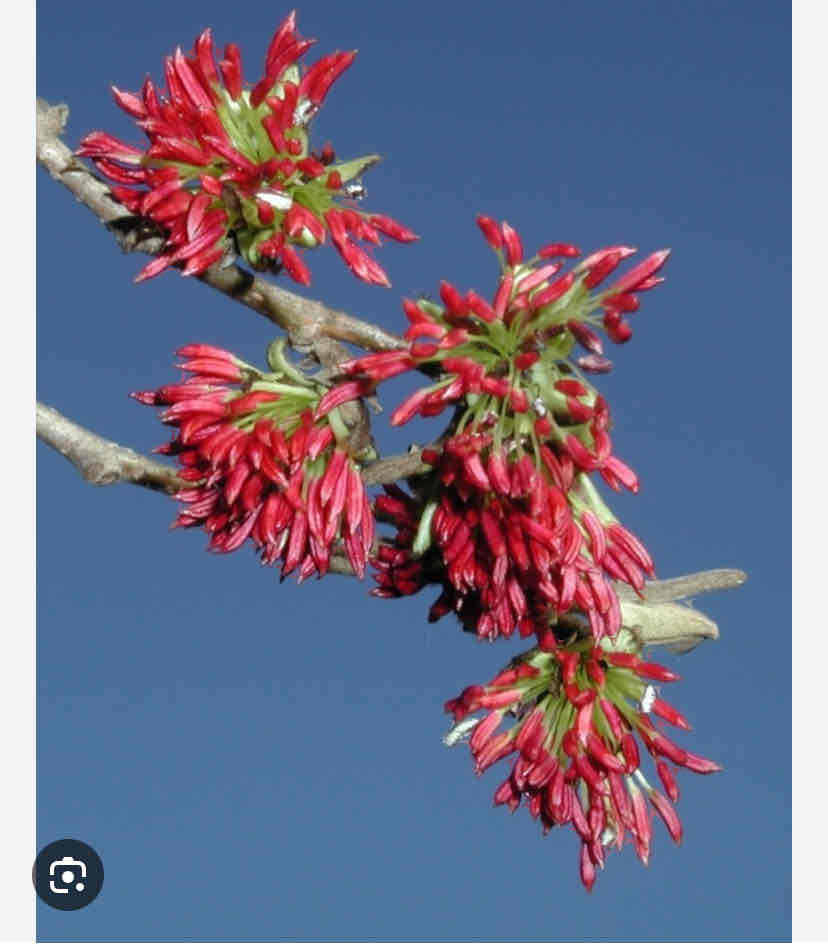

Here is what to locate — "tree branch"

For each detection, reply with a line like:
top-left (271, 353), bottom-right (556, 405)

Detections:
top-left (36, 98), bottom-right (405, 355)
top-left (36, 398), bottom-right (438, 492)
top-left (37, 99), bottom-right (746, 658)
top-left (36, 98), bottom-right (389, 455)
top-left (36, 401), bottom-right (185, 494)
top-left (361, 446), bottom-right (436, 485)
top-left (36, 399), bottom-right (744, 652)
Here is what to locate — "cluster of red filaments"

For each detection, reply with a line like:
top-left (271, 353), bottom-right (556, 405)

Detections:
top-left (132, 343), bottom-right (374, 579)
top-left (339, 217), bottom-right (664, 641)
top-left (125, 202), bottom-right (714, 893)
top-left (372, 428), bottom-right (654, 642)
top-left (342, 214), bottom-right (670, 402)
top-left (332, 215), bottom-right (718, 890)
top-left (77, 12), bottom-right (417, 285)
top-left (444, 638), bottom-right (720, 891)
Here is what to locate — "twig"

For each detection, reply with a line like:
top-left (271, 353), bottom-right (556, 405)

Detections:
top-left (36, 401), bottom-right (185, 494)
top-left (361, 447), bottom-right (436, 485)
top-left (37, 400), bottom-right (744, 652)
top-left (35, 400), bottom-right (430, 492)
top-left (36, 400), bottom-right (748, 603)
top-left (35, 98), bottom-right (404, 355)
top-left (36, 97), bottom-right (385, 453)
top-left (37, 99), bottom-right (746, 656)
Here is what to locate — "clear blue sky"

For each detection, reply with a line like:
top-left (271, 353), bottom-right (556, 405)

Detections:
top-left (37, 0), bottom-right (790, 939)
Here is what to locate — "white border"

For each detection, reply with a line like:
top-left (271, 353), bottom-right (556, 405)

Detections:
top-left (792, 2), bottom-right (824, 942)
top-left (5, 0), bottom-right (36, 939)
top-left (20, 0), bottom-right (801, 941)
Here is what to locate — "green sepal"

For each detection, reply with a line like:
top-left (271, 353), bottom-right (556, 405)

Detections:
top-left (325, 406), bottom-right (348, 443)
top-left (485, 319), bottom-right (512, 353)
top-left (295, 228), bottom-right (320, 249)
top-left (330, 153), bottom-right (382, 184)
top-left (256, 67), bottom-right (302, 114)
top-left (285, 125), bottom-right (309, 159)
top-left (266, 337), bottom-right (284, 373)
top-left (533, 279), bottom-right (587, 331)
top-left (604, 666), bottom-right (646, 705)
top-left (290, 182), bottom-right (322, 216)
top-left (281, 65), bottom-right (301, 89)
top-left (541, 330), bottom-right (575, 363)
top-left (417, 299), bottom-right (445, 320)
top-left (597, 625), bottom-right (640, 656)
top-left (546, 695), bottom-right (575, 758)
top-left (513, 411), bottom-right (536, 442)
top-left (572, 472), bottom-right (616, 523)
top-left (412, 499), bottom-right (438, 558)
top-left (234, 228), bottom-right (255, 264)
top-left (215, 96), bottom-right (250, 153)
top-left (240, 196), bottom-right (267, 229)
top-left (527, 357), bottom-right (560, 399)
top-left (265, 337), bottom-right (313, 387)
top-left (591, 700), bottom-right (617, 748)
top-left (244, 227), bottom-right (276, 266)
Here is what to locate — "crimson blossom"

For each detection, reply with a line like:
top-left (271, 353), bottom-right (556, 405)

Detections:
top-left (444, 629), bottom-right (720, 891)
top-left (372, 436), bottom-right (653, 643)
top-left (343, 217), bottom-right (667, 642)
top-left (78, 11), bottom-right (417, 286)
top-left (131, 340), bottom-right (374, 579)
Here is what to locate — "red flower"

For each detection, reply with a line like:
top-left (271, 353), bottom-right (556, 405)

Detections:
top-left (78, 12), bottom-right (416, 285)
top-left (371, 425), bottom-right (652, 642)
top-left (444, 636), bottom-right (719, 891)
top-left (132, 340), bottom-right (374, 579)
top-left (343, 216), bottom-right (667, 488)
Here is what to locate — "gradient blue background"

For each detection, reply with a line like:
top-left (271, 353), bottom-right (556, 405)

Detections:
top-left (37, 0), bottom-right (790, 940)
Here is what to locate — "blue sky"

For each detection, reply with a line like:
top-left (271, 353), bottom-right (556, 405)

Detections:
top-left (37, 0), bottom-right (790, 940)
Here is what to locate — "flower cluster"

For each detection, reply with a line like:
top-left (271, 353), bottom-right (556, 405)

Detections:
top-left (78, 12), bottom-right (417, 285)
top-left (444, 630), bottom-right (720, 891)
top-left (132, 340), bottom-right (374, 579)
top-left (344, 217), bottom-right (664, 641)
top-left (325, 215), bottom-right (715, 889)
top-left (69, 0), bottom-right (719, 894)
top-left (372, 430), bottom-right (653, 642)
top-left (343, 214), bottom-right (669, 400)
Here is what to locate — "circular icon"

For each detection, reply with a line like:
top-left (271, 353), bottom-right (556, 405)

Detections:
top-left (33, 839), bottom-right (104, 911)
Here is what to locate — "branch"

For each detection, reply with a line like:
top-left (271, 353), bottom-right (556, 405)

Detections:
top-left (36, 98), bottom-right (404, 355)
top-left (35, 97), bottom-right (460, 490)
top-left (36, 98), bottom-right (387, 453)
top-left (37, 99), bottom-right (747, 657)
top-left (37, 400), bottom-right (744, 652)
top-left (361, 446), bottom-right (436, 485)
top-left (35, 400), bottom-right (435, 494)
top-left (36, 401), bottom-right (185, 494)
